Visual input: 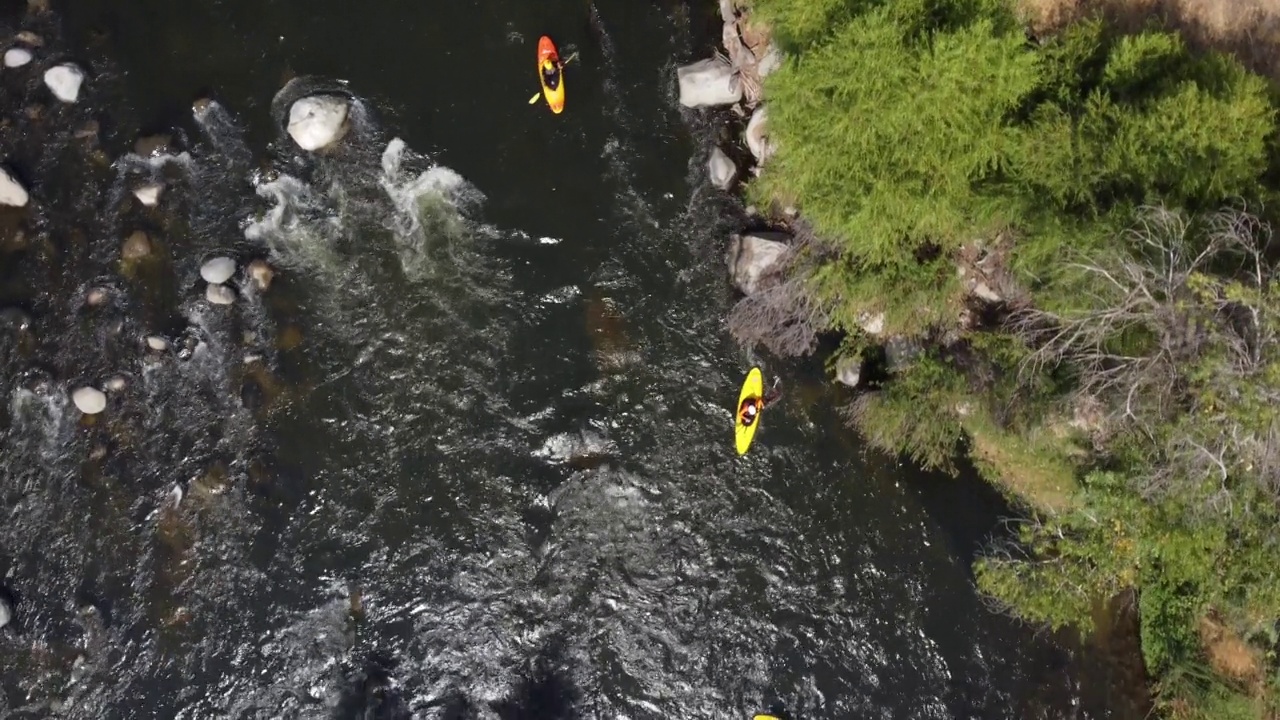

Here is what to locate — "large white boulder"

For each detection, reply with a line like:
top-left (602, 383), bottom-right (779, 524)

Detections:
top-left (677, 58), bottom-right (742, 108)
top-left (43, 63), bottom-right (84, 103)
top-left (727, 231), bottom-right (789, 296)
top-left (71, 386), bottom-right (106, 414)
top-left (286, 95), bottom-right (350, 151)
top-left (200, 256), bottom-right (236, 284)
top-left (708, 146), bottom-right (736, 190)
top-left (745, 105), bottom-right (775, 164)
top-left (4, 47), bottom-right (32, 68)
top-left (0, 167), bottom-right (28, 207)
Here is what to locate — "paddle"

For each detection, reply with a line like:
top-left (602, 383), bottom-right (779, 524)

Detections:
top-left (528, 51), bottom-right (579, 104)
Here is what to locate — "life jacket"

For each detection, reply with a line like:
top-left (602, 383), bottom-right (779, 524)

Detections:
top-left (541, 60), bottom-right (561, 90)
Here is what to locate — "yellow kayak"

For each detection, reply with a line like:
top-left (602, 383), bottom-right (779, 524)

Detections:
top-left (735, 367), bottom-right (764, 455)
top-left (537, 35), bottom-right (565, 114)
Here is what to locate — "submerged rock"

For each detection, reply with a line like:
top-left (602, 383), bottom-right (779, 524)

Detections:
top-left (727, 231), bottom-right (789, 296)
top-left (677, 58), bottom-right (742, 108)
top-left (535, 429), bottom-right (616, 467)
top-left (133, 183), bottom-right (163, 207)
top-left (206, 284), bottom-right (236, 305)
top-left (4, 47), bottom-right (32, 68)
top-left (708, 146), bottom-right (736, 190)
top-left (84, 287), bottom-right (109, 308)
top-left (121, 230), bottom-right (152, 261)
top-left (133, 133), bottom-right (171, 157)
top-left (71, 386), bottom-right (106, 414)
top-left (200, 256), bottom-right (236, 284)
top-left (247, 259), bottom-right (274, 292)
top-left (286, 95), bottom-right (350, 151)
top-left (103, 376), bottom-right (126, 392)
top-left (745, 105), bottom-right (774, 164)
top-left (0, 166), bottom-right (29, 207)
top-left (43, 63), bottom-right (84, 103)
top-left (0, 307), bottom-right (32, 333)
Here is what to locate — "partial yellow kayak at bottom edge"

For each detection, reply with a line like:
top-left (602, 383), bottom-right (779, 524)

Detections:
top-left (735, 366), bottom-right (763, 455)
top-left (753, 715), bottom-right (782, 720)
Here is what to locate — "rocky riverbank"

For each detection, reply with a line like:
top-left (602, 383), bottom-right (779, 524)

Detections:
top-left (682, 0), bottom-right (995, 392)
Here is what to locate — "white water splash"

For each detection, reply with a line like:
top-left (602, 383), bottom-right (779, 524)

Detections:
top-left (9, 386), bottom-right (69, 464)
top-left (378, 137), bottom-right (485, 279)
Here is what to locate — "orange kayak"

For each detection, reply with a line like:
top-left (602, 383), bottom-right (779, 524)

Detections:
top-left (537, 35), bottom-right (565, 114)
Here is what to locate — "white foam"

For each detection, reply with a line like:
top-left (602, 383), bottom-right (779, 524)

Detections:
top-left (378, 137), bottom-right (485, 278)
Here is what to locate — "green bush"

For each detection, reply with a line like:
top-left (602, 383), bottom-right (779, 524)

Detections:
top-left (747, 0), bottom-right (1274, 338)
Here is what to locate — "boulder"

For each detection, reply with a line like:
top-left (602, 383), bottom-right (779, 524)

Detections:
top-left (745, 105), bottom-right (775, 164)
top-left (835, 356), bottom-right (862, 388)
top-left (719, 0), bottom-right (738, 22)
top-left (0, 592), bottom-right (10, 630)
top-left (727, 231), bottom-right (789, 296)
top-left (200, 256), bottom-right (236, 284)
top-left (206, 284), bottom-right (235, 305)
top-left (247, 259), bottom-right (275, 292)
top-left (885, 336), bottom-right (924, 373)
top-left (133, 183), bottom-right (163, 206)
top-left (4, 47), bottom-right (32, 68)
top-left (286, 95), bottom-right (350, 151)
top-left (708, 146), bottom-right (736, 190)
top-left (857, 311), bottom-right (886, 337)
top-left (0, 166), bottom-right (28, 207)
top-left (43, 63), bottom-right (84, 103)
top-left (676, 58), bottom-right (742, 108)
top-left (971, 281), bottom-right (1001, 303)
top-left (71, 386), bottom-right (106, 414)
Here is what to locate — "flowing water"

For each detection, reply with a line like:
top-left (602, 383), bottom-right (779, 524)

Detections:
top-left (0, 1), bottom-right (1116, 718)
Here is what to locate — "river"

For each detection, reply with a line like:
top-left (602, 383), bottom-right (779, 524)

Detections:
top-left (0, 1), bottom-right (1113, 718)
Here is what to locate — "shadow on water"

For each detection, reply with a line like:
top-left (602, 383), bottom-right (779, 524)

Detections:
top-left (0, 1), bottom-right (1142, 719)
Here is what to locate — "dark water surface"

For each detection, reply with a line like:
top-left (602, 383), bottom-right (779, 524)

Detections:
top-left (0, 1), bottom-right (1106, 718)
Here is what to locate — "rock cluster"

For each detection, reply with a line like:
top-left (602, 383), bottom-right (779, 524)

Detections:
top-left (674, 0), bottom-right (777, 192)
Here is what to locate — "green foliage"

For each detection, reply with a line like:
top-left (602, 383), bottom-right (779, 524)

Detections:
top-left (753, 2), bottom-right (1037, 267)
top-left (845, 353), bottom-right (968, 471)
top-left (749, 0), bottom-right (1274, 338)
top-left (747, 0), bottom-right (869, 52)
top-left (976, 471), bottom-right (1280, 673)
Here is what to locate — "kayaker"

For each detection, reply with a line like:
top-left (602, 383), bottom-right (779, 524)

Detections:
top-left (738, 377), bottom-right (781, 427)
top-left (541, 59), bottom-right (561, 90)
